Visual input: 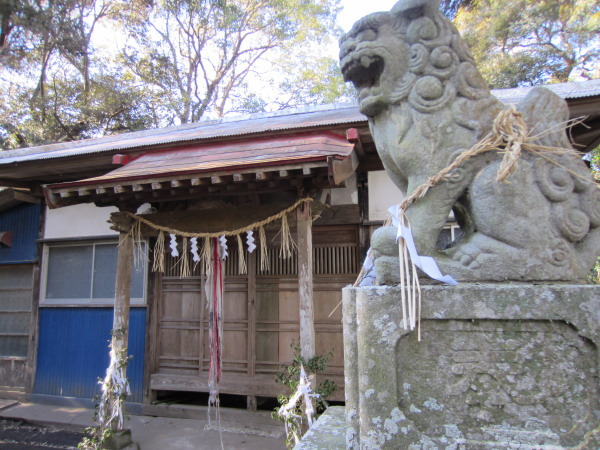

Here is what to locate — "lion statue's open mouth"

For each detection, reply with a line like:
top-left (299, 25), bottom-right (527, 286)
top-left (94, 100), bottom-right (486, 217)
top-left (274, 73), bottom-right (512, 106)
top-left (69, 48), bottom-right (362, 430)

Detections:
top-left (341, 53), bottom-right (385, 101)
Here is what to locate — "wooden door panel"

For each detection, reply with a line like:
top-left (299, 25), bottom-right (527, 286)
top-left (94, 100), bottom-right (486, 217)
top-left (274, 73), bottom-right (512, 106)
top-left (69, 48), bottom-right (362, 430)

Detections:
top-left (153, 225), bottom-right (359, 398)
top-left (158, 279), bottom-right (202, 374)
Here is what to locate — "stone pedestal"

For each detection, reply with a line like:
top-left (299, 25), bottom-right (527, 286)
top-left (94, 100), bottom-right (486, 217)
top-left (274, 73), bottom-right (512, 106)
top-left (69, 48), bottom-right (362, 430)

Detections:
top-left (343, 284), bottom-right (600, 448)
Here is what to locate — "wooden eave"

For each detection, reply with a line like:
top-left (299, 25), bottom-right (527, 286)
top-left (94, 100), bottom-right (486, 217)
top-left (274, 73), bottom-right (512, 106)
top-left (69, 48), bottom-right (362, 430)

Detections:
top-left (0, 188), bottom-right (40, 212)
top-left (43, 133), bottom-right (359, 209)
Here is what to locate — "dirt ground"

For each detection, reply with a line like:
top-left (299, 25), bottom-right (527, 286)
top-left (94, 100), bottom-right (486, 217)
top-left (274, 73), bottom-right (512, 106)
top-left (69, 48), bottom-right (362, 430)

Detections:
top-left (0, 418), bottom-right (85, 449)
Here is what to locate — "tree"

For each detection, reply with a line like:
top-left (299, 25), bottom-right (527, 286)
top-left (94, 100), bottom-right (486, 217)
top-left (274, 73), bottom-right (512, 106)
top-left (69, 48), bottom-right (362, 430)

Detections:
top-left (116, 0), bottom-right (343, 125)
top-left (1, 0), bottom-right (347, 148)
top-left (453, 0), bottom-right (600, 88)
top-left (0, 0), bottom-right (153, 148)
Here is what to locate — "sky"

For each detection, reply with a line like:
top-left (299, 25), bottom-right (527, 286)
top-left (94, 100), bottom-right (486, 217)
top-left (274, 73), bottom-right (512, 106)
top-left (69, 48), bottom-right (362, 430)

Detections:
top-left (337, 0), bottom-right (398, 32)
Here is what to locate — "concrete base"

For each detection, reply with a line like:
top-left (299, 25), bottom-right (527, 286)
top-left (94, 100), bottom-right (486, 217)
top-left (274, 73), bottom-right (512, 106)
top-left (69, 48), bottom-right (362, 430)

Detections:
top-left (101, 429), bottom-right (139, 450)
top-left (343, 284), bottom-right (600, 449)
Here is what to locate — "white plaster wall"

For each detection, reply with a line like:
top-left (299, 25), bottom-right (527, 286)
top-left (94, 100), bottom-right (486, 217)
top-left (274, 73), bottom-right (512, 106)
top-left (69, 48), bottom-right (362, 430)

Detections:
top-left (330, 173), bottom-right (358, 205)
top-left (368, 171), bottom-right (405, 221)
top-left (44, 204), bottom-right (119, 239)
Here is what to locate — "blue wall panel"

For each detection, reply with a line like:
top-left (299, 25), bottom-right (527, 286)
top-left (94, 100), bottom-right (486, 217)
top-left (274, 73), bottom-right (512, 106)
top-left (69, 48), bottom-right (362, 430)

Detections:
top-left (34, 307), bottom-right (146, 403)
top-left (0, 203), bottom-right (40, 264)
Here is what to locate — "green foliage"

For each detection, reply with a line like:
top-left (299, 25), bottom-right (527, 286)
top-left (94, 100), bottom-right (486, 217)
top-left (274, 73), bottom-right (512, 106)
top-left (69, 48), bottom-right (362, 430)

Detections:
top-left (78, 421), bottom-right (115, 450)
top-left (274, 55), bottom-right (356, 110)
top-left (586, 145), bottom-right (599, 283)
top-left (0, 0), bottom-right (346, 149)
top-left (273, 343), bottom-right (336, 448)
top-left (588, 257), bottom-right (600, 284)
top-left (454, 0), bottom-right (600, 88)
top-left (113, 0), bottom-right (344, 124)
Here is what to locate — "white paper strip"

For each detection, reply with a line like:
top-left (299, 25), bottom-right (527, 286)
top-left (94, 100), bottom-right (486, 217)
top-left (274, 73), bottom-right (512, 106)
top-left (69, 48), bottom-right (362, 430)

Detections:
top-left (388, 206), bottom-right (458, 285)
top-left (169, 233), bottom-right (179, 257)
top-left (246, 230), bottom-right (256, 253)
top-left (219, 235), bottom-right (228, 259)
top-left (190, 237), bottom-right (200, 263)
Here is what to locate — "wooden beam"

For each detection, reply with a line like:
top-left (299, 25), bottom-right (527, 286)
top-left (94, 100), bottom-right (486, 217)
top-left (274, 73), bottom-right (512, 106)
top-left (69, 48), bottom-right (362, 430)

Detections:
top-left (152, 182), bottom-right (164, 190)
top-left (171, 180), bottom-right (183, 188)
top-left (302, 167), bottom-right (313, 176)
top-left (255, 171), bottom-right (271, 181)
top-left (247, 251), bottom-right (256, 379)
top-left (346, 128), bottom-right (366, 158)
top-left (96, 187), bottom-right (107, 195)
top-left (211, 176), bottom-right (223, 184)
top-left (297, 201), bottom-right (315, 360)
top-left (59, 191), bottom-right (73, 198)
top-left (279, 170), bottom-right (290, 178)
top-left (233, 173), bottom-right (250, 183)
top-left (328, 151), bottom-right (359, 185)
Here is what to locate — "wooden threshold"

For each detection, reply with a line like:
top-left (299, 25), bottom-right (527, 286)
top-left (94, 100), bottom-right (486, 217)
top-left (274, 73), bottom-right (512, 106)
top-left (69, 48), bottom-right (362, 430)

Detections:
top-left (150, 372), bottom-right (345, 401)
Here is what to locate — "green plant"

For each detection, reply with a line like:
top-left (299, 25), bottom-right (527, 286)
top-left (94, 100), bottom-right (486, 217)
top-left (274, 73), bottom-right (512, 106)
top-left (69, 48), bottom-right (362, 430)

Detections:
top-left (273, 342), bottom-right (336, 448)
top-left (587, 256), bottom-right (600, 284)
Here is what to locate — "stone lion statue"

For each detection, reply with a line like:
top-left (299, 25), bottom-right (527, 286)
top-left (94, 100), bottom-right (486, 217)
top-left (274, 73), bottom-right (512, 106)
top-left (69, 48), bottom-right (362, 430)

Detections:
top-left (340, 0), bottom-right (599, 282)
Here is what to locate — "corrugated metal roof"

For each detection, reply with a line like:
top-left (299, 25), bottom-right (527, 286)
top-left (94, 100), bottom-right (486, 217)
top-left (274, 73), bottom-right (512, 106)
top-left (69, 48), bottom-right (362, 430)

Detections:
top-left (1, 79), bottom-right (598, 167)
top-left (0, 102), bottom-right (365, 165)
top-left (493, 79), bottom-right (600, 104)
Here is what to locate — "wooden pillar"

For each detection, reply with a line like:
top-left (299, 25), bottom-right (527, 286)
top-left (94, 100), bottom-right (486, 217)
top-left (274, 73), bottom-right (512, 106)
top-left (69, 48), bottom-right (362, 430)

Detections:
top-left (297, 202), bottom-right (315, 360)
top-left (113, 222), bottom-right (133, 358)
top-left (109, 212), bottom-right (134, 419)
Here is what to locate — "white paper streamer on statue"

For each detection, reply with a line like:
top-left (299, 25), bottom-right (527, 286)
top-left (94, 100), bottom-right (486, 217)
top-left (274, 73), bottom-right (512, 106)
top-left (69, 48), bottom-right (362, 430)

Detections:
top-left (190, 237), bottom-right (200, 263)
top-left (219, 235), bottom-right (228, 260)
top-left (388, 206), bottom-right (458, 286)
top-left (169, 233), bottom-right (179, 257)
top-left (246, 230), bottom-right (256, 253)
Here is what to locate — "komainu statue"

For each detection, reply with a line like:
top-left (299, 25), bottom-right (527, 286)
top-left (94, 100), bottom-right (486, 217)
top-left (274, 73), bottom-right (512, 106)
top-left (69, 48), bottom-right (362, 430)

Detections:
top-left (340, 0), bottom-right (600, 282)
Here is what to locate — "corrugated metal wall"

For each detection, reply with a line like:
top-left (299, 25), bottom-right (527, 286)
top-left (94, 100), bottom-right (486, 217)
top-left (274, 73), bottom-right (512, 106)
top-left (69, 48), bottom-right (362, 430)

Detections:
top-left (34, 307), bottom-right (146, 403)
top-left (0, 203), bottom-right (40, 264)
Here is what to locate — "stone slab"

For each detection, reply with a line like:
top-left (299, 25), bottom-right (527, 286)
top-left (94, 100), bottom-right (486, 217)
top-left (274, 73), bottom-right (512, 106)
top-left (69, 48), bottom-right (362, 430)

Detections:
top-left (294, 406), bottom-right (346, 450)
top-left (0, 400), bottom-right (18, 411)
top-left (343, 284), bottom-right (600, 448)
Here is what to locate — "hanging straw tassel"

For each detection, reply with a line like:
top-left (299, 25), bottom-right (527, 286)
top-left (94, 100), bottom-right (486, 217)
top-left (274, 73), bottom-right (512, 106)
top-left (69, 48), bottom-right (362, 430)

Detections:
top-left (134, 219), bottom-right (146, 269)
top-left (259, 226), bottom-right (269, 272)
top-left (201, 237), bottom-right (212, 275)
top-left (153, 231), bottom-right (165, 273)
top-left (236, 234), bottom-right (247, 275)
top-left (279, 214), bottom-right (295, 259)
top-left (179, 237), bottom-right (191, 278)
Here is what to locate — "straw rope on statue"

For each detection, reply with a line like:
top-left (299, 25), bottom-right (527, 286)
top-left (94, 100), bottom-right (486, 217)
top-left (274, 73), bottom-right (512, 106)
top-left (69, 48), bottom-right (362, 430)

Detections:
top-left (353, 106), bottom-right (595, 341)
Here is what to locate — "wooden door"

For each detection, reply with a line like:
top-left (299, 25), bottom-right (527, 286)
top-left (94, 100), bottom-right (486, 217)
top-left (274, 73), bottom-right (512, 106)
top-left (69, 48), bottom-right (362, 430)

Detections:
top-left (150, 225), bottom-right (358, 401)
